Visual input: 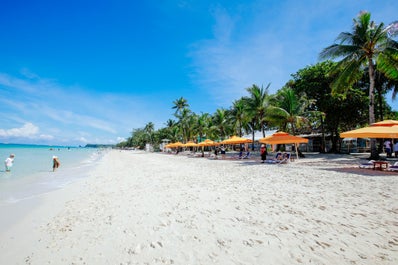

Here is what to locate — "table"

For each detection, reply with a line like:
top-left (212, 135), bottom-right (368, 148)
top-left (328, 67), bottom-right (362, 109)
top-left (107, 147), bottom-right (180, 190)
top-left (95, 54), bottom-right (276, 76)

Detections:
top-left (373, 161), bottom-right (389, 171)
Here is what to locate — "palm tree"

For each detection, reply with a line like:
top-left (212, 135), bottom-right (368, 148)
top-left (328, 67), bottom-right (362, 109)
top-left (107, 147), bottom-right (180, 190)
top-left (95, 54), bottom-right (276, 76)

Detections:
top-left (320, 11), bottom-right (398, 158)
top-left (144, 122), bottom-right (155, 144)
top-left (212, 108), bottom-right (230, 140)
top-left (364, 68), bottom-right (398, 120)
top-left (175, 108), bottom-right (192, 142)
top-left (267, 87), bottom-right (313, 134)
top-left (185, 113), bottom-right (198, 142)
top-left (172, 97), bottom-right (189, 115)
top-left (165, 119), bottom-right (177, 128)
top-left (242, 84), bottom-right (270, 149)
top-left (230, 99), bottom-right (248, 137)
top-left (172, 97), bottom-right (192, 142)
top-left (195, 112), bottom-right (211, 142)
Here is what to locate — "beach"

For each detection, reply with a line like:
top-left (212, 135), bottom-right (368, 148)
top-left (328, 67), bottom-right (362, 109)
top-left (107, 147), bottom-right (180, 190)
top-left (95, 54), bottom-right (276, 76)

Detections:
top-left (0, 150), bottom-right (397, 265)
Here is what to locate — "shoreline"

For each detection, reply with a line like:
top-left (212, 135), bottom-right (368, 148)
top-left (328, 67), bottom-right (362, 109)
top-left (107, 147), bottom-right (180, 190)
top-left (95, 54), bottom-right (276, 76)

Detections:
top-left (1, 150), bottom-right (397, 264)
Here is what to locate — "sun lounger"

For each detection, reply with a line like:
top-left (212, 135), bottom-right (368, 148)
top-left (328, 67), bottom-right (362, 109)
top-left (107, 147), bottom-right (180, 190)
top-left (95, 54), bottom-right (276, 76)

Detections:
top-left (276, 153), bottom-right (291, 164)
top-left (241, 152), bottom-right (251, 159)
top-left (359, 160), bottom-right (375, 169)
top-left (388, 162), bottom-right (398, 171)
top-left (264, 152), bottom-right (283, 164)
top-left (208, 154), bottom-right (219, 160)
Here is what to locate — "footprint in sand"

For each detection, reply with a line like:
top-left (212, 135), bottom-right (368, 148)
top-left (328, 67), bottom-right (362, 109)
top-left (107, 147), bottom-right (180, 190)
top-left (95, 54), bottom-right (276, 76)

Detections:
top-left (150, 241), bottom-right (163, 248)
top-left (130, 244), bottom-right (143, 254)
top-left (153, 257), bottom-right (174, 264)
top-left (243, 239), bottom-right (263, 247)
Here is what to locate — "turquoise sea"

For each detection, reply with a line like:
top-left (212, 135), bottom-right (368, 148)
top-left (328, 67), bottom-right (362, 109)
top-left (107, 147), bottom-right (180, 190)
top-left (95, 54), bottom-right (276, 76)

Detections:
top-left (0, 144), bottom-right (106, 205)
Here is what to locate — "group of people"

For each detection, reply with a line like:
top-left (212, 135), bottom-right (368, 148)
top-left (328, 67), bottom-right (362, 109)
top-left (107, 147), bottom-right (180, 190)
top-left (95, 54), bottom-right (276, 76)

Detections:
top-left (383, 139), bottom-right (398, 158)
top-left (4, 154), bottom-right (61, 172)
top-left (260, 144), bottom-right (292, 163)
top-left (210, 143), bottom-right (284, 162)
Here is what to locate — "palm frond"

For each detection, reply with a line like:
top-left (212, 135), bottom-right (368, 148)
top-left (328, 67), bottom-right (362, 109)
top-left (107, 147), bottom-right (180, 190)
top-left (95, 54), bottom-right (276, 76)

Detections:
top-left (330, 59), bottom-right (364, 94)
top-left (377, 47), bottom-right (398, 80)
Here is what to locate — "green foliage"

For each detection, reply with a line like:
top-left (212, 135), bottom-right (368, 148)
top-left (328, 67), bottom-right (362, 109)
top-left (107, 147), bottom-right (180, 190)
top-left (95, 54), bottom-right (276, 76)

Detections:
top-left (119, 12), bottom-right (398, 154)
top-left (320, 11), bottom-right (398, 156)
top-left (288, 61), bottom-right (368, 130)
top-left (320, 11), bottom-right (398, 125)
top-left (267, 87), bottom-right (314, 134)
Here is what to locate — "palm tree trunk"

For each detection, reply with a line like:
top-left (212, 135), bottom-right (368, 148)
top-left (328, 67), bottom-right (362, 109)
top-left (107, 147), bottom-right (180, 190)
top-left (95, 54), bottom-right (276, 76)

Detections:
top-left (368, 59), bottom-right (379, 160)
top-left (251, 130), bottom-right (255, 151)
top-left (377, 87), bottom-right (384, 121)
top-left (368, 59), bottom-right (376, 124)
top-left (320, 114), bottom-right (326, 153)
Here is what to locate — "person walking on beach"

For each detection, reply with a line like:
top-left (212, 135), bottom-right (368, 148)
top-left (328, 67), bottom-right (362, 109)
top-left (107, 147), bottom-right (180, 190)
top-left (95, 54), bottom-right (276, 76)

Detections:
top-left (394, 141), bottom-right (398, 158)
top-left (260, 144), bottom-right (267, 163)
top-left (4, 154), bottom-right (15, 172)
top-left (214, 146), bottom-right (219, 158)
top-left (220, 145), bottom-right (226, 159)
top-left (52, 156), bottom-right (60, 171)
top-left (384, 139), bottom-right (392, 158)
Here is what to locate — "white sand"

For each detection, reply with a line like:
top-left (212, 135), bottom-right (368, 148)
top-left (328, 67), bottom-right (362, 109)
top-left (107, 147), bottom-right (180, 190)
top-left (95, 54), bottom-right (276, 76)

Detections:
top-left (0, 150), bottom-right (397, 264)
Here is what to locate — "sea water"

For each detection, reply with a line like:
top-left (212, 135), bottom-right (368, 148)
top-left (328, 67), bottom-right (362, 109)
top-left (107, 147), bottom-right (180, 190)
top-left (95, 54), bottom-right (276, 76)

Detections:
top-left (0, 144), bottom-right (106, 205)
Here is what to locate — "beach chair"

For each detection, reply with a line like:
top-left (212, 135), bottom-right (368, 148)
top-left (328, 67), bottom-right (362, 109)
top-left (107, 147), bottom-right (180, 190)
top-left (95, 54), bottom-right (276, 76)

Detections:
top-left (208, 153), bottom-right (219, 160)
top-left (264, 152), bottom-right (282, 164)
top-left (388, 162), bottom-right (398, 171)
top-left (241, 151), bottom-right (251, 159)
top-left (359, 160), bottom-right (375, 169)
top-left (276, 153), bottom-right (291, 164)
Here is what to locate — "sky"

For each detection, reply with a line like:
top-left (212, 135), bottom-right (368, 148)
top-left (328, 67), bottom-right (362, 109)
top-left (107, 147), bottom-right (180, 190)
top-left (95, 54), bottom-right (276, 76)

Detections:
top-left (0, 0), bottom-right (397, 146)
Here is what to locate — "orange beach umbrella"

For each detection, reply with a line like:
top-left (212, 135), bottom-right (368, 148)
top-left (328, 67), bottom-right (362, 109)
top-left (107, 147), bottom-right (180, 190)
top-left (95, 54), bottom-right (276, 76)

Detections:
top-left (259, 131), bottom-right (308, 145)
top-left (183, 141), bottom-right (198, 147)
top-left (197, 139), bottom-right (220, 147)
top-left (370, 120), bottom-right (398, 127)
top-left (340, 125), bottom-right (398, 138)
top-left (221, 136), bottom-right (252, 145)
top-left (166, 142), bottom-right (183, 148)
top-left (259, 131), bottom-right (308, 159)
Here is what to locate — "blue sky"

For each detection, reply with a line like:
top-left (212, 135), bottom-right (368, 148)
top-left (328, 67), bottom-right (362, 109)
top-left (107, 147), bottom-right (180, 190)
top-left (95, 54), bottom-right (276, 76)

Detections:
top-left (0, 0), bottom-right (397, 146)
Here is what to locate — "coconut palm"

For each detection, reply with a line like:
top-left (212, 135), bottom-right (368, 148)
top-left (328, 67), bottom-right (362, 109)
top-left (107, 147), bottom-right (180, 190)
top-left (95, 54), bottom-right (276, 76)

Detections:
top-left (185, 113), bottom-right (198, 142)
top-left (195, 112), bottom-right (211, 142)
top-left (144, 122), bottom-right (155, 144)
top-left (172, 97), bottom-right (189, 115)
top-left (165, 119), bottom-right (177, 128)
top-left (171, 97), bottom-right (192, 142)
top-left (268, 87), bottom-right (313, 135)
top-left (362, 68), bottom-right (398, 120)
top-left (212, 108), bottom-right (230, 140)
top-left (320, 11), bottom-right (398, 158)
top-left (242, 84), bottom-right (271, 148)
top-left (229, 99), bottom-right (248, 137)
top-left (175, 107), bottom-right (192, 142)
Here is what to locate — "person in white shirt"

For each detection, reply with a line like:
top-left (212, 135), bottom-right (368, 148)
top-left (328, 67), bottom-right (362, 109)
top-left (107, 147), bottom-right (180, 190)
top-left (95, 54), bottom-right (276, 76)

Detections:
top-left (4, 154), bottom-right (15, 172)
top-left (384, 140), bottom-right (392, 158)
top-left (393, 141), bottom-right (398, 158)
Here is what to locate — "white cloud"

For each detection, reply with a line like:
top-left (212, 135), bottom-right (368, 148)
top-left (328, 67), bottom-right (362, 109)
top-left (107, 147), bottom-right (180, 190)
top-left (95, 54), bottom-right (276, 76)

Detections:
top-left (0, 71), bottom-right (158, 144)
top-left (117, 136), bottom-right (126, 142)
top-left (38, 134), bottom-right (55, 140)
top-left (189, 3), bottom-right (295, 105)
top-left (0, 123), bottom-right (39, 137)
top-left (189, 0), bottom-right (398, 108)
top-left (78, 137), bottom-right (89, 143)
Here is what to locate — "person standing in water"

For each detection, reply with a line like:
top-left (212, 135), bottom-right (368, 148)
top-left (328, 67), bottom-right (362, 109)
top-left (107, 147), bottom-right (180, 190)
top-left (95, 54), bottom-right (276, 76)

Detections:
top-left (4, 154), bottom-right (15, 172)
top-left (52, 156), bottom-right (60, 171)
